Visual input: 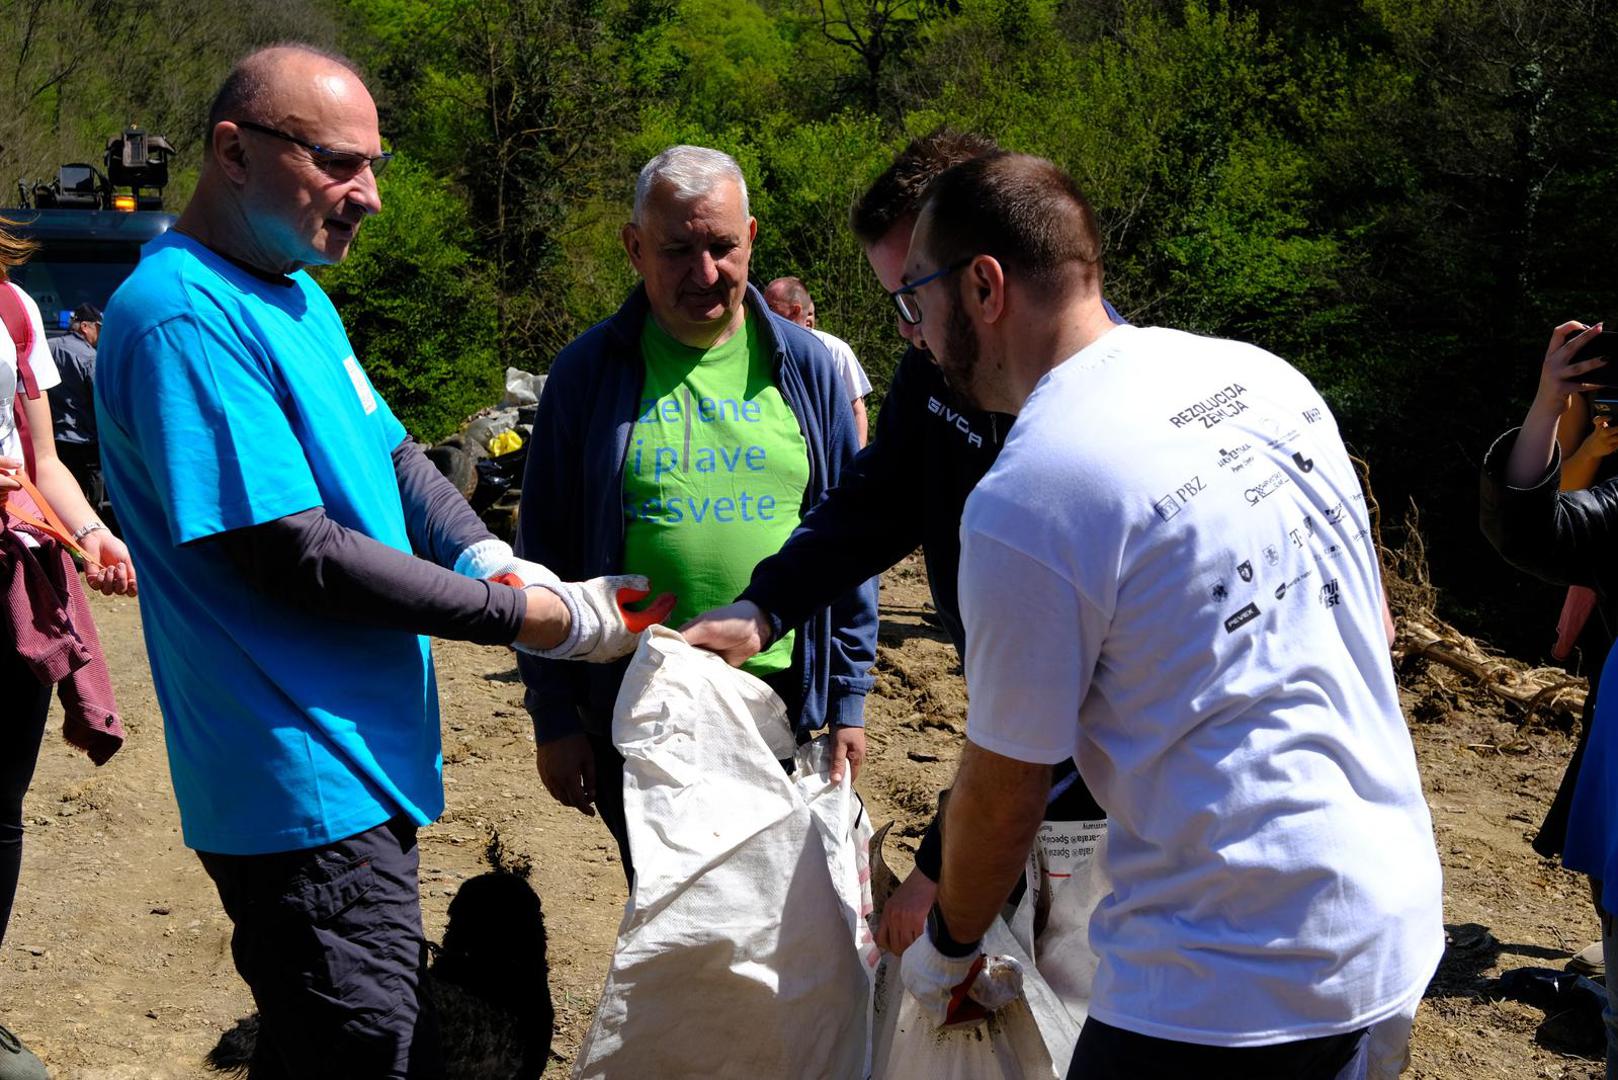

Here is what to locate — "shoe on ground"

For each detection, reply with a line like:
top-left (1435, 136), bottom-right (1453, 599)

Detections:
top-left (0, 1023), bottom-right (47, 1080)
top-left (1568, 940), bottom-right (1605, 979)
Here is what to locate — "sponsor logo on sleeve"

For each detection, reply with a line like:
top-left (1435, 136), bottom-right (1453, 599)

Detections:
top-left (1303, 407), bottom-right (1322, 424)
top-left (1319, 579), bottom-right (1342, 607)
top-left (1324, 502), bottom-right (1345, 524)
top-left (1292, 450), bottom-right (1314, 473)
top-left (1237, 560), bottom-right (1253, 582)
top-left (1263, 544), bottom-right (1280, 566)
top-left (1210, 579), bottom-right (1229, 602)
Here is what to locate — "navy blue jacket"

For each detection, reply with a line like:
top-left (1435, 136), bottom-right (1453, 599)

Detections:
top-left (516, 283), bottom-right (878, 743)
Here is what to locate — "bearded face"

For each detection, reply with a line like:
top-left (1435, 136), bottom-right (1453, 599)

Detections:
top-left (935, 288), bottom-right (989, 410)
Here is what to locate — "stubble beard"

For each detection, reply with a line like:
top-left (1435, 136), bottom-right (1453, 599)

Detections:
top-left (937, 296), bottom-right (987, 410)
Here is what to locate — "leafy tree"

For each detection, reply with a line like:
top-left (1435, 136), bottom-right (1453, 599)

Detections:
top-left (316, 155), bottom-right (502, 443)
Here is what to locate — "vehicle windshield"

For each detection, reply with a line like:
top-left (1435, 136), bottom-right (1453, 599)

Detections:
top-left (9, 240), bottom-right (144, 333)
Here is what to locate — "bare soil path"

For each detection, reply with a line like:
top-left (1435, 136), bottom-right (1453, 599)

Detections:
top-left (0, 557), bottom-right (1604, 1078)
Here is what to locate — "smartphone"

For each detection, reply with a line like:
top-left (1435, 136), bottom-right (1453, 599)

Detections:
top-left (1569, 325), bottom-right (1618, 388)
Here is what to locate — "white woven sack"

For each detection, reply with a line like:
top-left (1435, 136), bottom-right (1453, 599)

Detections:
top-left (573, 626), bottom-right (875, 1080)
top-left (870, 914), bottom-right (1075, 1080)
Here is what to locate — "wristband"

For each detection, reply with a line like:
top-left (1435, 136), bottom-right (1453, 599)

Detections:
top-left (926, 900), bottom-right (982, 959)
top-left (72, 521), bottom-right (105, 542)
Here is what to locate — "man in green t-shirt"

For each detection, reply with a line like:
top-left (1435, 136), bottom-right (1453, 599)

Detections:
top-left (516, 146), bottom-right (877, 882)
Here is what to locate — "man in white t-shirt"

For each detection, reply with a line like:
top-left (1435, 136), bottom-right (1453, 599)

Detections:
top-left (764, 276), bottom-right (872, 445)
top-left (893, 153), bottom-right (1443, 1077)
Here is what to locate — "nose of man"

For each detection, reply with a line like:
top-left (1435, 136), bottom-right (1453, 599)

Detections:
top-left (691, 249), bottom-right (722, 288)
top-left (348, 167), bottom-right (384, 217)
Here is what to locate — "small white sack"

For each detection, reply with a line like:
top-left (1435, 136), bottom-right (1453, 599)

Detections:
top-left (871, 915), bottom-right (1076, 1080)
top-left (573, 627), bottom-right (876, 1080)
top-left (870, 818), bottom-right (1104, 1079)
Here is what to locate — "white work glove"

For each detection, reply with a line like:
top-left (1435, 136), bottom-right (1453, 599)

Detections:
top-left (453, 538), bottom-right (562, 590)
top-left (530, 574), bottom-right (675, 662)
top-left (452, 539), bottom-right (675, 663)
top-left (900, 928), bottom-right (1024, 1028)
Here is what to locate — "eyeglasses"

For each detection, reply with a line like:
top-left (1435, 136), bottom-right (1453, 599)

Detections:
top-left (889, 256), bottom-right (973, 325)
top-left (234, 120), bottom-right (393, 180)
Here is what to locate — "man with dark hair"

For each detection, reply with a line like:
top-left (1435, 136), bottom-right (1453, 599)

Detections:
top-left (895, 152), bottom-right (1443, 1077)
top-left (764, 275), bottom-right (872, 445)
top-left (685, 129), bottom-right (1117, 962)
top-left (97, 44), bottom-right (649, 1077)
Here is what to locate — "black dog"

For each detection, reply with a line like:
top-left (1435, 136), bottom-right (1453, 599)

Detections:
top-left (207, 832), bottom-right (553, 1079)
top-left (430, 833), bottom-right (554, 1078)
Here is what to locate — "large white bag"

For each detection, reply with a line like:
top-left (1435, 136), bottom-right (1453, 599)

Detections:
top-left (573, 627), bottom-right (878, 1080)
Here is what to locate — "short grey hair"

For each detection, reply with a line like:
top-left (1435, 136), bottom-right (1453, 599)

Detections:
top-left (632, 145), bottom-right (750, 225)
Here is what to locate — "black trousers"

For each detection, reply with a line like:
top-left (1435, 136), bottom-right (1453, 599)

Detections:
top-left (0, 635), bottom-right (52, 951)
top-left (197, 817), bottom-right (444, 1080)
top-left (1068, 1017), bottom-right (1370, 1080)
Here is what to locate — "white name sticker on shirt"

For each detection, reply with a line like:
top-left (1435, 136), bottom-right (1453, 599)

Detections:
top-left (1038, 819), bottom-right (1107, 883)
top-left (343, 355), bottom-right (378, 415)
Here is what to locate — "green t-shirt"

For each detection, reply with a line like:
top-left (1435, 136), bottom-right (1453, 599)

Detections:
top-left (623, 314), bottom-right (810, 676)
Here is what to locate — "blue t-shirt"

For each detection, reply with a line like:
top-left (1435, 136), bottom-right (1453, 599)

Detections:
top-left (95, 232), bottom-right (442, 855)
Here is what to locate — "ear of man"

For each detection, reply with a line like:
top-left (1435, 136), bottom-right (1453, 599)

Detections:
top-left (963, 255), bottom-right (1007, 326)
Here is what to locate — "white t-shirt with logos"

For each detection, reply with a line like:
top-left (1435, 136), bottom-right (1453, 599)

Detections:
top-left (960, 324), bottom-right (1443, 1047)
top-left (0, 282), bottom-right (61, 462)
top-left (810, 328), bottom-right (872, 402)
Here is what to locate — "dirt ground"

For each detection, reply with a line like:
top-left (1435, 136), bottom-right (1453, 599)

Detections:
top-left (0, 555), bottom-right (1608, 1078)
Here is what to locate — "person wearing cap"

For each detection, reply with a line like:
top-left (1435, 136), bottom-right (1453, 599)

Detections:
top-left (47, 302), bottom-right (101, 506)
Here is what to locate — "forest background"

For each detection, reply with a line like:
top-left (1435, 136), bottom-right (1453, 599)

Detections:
top-left (2, 0), bottom-right (1614, 657)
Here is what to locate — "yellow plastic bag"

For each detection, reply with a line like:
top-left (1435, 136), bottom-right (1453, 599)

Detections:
top-left (486, 428), bottom-right (523, 457)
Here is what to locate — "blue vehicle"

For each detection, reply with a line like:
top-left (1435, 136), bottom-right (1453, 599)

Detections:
top-left (5, 126), bottom-right (177, 336)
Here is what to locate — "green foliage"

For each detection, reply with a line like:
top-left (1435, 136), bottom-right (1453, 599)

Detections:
top-left (315, 156), bottom-right (502, 444)
top-left (17, 0), bottom-right (1618, 651)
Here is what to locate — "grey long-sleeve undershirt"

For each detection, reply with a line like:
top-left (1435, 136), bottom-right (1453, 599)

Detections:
top-left (208, 438), bottom-right (526, 645)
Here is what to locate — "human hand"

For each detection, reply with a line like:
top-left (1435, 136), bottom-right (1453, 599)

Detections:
top-left (830, 724), bottom-right (865, 784)
top-left (1575, 415), bottom-right (1618, 462)
top-left (514, 584), bottom-right (570, 651)
top-left (523, 575), bottom-right (676, 662)
top-left (1533, 321), bottom-right (1607, 420)
top-left (0, 456), bottom-right (21, 493)
top-left (535, 733), bottom-right (597, 816)
top-left (900, 929), bottom-right (1007, 1028)
top-left (79, 528), bottom-right (137, 596)
top-left (876, 869), bottom-right (937, 956)
top-left (680, 600), bottom-right (772, 667)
